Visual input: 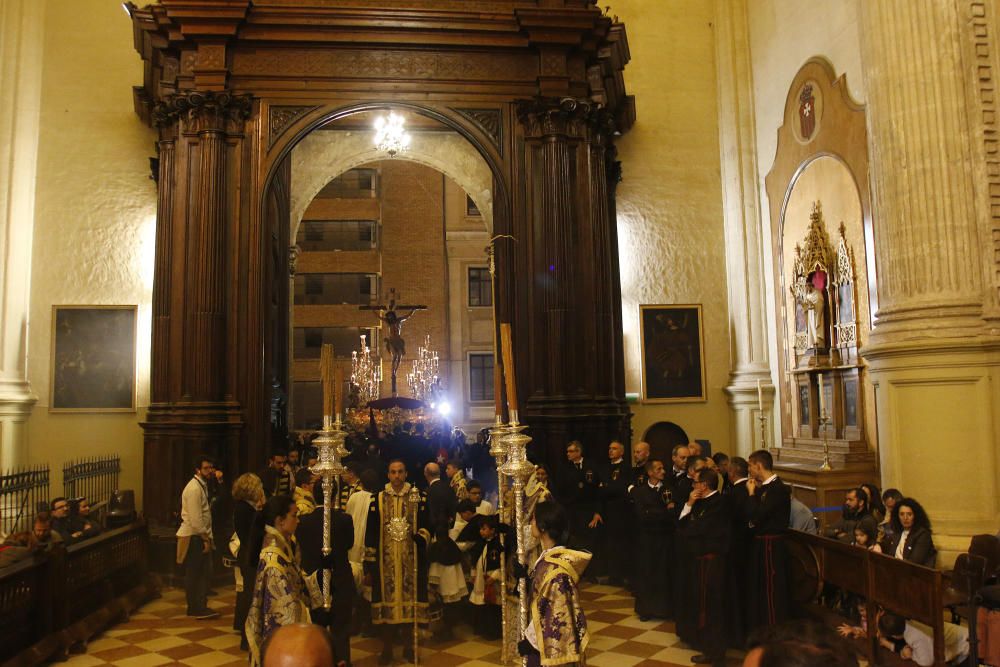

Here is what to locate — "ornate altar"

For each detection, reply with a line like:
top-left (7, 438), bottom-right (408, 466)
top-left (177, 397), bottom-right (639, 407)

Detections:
top-left (764, 60), bottom-right (880, 527)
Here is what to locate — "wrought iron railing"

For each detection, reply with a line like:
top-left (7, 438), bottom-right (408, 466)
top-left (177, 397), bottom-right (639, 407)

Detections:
top-left (62, 455), bottom-right (121, 522)
top-left (0, 464), bottom-right (50, 537)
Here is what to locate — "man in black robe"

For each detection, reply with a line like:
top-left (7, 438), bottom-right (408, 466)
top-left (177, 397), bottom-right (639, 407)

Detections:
top-left (744, 449), bottom-right (792, 633)
top-left (602, 440), bottom-right (631, 586)
top-left (724, 455), bottom-right (751, 643)
top-left (631, 459), bottom-right (674, 620)
top-left (676, 467), bottom-right (732, 667)
top-left (296, 483), bottom-right (356, 667)
top-left (556, 440), bottom-right (604, 579)
top-left (631, 441), bottom-right (651, 486)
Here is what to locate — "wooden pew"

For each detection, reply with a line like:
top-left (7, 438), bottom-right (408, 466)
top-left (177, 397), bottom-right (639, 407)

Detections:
top-left (0, 521), bottom-right (159, 667)
top-left (787, 530), bottom-right (946, 665)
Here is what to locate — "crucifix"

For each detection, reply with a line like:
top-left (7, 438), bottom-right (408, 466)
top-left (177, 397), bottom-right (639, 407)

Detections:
top-left (360, 288), bottom-right (427, 397)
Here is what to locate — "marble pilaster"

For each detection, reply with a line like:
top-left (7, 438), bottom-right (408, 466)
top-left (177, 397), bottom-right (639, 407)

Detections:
top-left (714, 0), bottom-right (774, 456)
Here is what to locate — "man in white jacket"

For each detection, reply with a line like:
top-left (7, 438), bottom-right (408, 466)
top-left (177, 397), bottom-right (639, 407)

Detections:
top-left (177, 454), bottom-right (219, 619)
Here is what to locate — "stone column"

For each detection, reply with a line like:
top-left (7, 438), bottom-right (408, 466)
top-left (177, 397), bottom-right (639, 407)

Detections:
top-left (859, 0), bottom-right (1000, 559)
top-left (0, 0), bottom-right (43, 468)
top-left (714, 0), bottom-right (773, 456)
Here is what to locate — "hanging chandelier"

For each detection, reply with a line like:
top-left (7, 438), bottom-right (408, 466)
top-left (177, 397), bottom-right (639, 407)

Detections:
top-left (373, 112), bottom-right (411, 158)
top-left (350, 334), bottom-right (382, 406)
top-left (407, 334), bottom-right (441, 402)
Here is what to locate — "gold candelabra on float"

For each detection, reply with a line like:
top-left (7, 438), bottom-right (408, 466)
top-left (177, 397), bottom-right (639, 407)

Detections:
top-left (406, 334), bottom-right (440, 402)
top-left (351, 334), bottom-right (382, 405)
top-left (498, 324), bottom-right (534, 667)
top-left (312, 345), bottom-right (350, 610)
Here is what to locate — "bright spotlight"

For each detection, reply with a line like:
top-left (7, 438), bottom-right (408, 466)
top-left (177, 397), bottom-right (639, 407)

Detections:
top-left (436, 401), bottom-right (452, 417)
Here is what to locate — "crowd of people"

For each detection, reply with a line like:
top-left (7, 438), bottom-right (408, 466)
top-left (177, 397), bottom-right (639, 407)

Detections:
top-left (172, 434), bottom-right (970, 667)
top-left (0, 494), bottom-right (103, 567)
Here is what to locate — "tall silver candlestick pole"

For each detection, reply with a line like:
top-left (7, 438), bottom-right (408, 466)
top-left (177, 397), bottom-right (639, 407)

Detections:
top-left (489, 416), bottom-right (511, 663)
top-left (311, 413), bottom-right (348, 610)
top-left (500, 411), bottom-right (534, 667)
top-left (818, 412), bottom-right (832, 471)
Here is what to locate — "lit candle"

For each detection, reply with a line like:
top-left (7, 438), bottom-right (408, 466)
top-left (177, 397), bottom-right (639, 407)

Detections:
top-left (817, 373), bottom-right (825, 418)
top-left (757, 379), bottom-right (764, 412)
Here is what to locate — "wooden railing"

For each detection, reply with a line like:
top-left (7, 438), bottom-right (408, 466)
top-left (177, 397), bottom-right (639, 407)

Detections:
top-left (787, 530), bottom-right (945, 665)
top-left (0, 521), bottom-right (158, 667)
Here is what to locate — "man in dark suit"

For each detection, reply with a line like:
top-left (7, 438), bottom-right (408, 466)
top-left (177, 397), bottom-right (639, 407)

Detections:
top-left (676, 467), bottom-right (733, 667)
top-left (724, 456), bottom-right (751, 642)
top-left (631, 459), bottom-right (674, 621)
top-left (745, 449), bottom-right (792, 633)
top-left (296, 482), bottom-right (356, 667)
top-left (556, 440), bottom-right (604, 579)
top-left (424, 462), bottom-right (456, 539)
top-left (602, 440), bottom-right (631, 586)
top-left (631, 441), bottom-right (651, 486)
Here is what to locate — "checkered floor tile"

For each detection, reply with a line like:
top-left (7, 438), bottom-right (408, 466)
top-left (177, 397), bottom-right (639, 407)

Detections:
top-left (59, 584), bottom-right (746, 666)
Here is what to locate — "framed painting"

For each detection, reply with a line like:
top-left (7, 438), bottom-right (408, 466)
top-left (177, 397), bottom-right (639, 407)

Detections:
top-left (50, 305), bottom-right (137, 412)
top-left (639, 304), bottom-right (707, 403)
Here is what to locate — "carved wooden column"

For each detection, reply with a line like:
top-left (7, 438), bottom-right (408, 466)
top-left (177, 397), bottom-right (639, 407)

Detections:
top-left (859, 0), bottom-right (1000, 559)
top-left (142, 91), bottom-right (251, 531)
top-left (515, 98), bottom-right (629, 469)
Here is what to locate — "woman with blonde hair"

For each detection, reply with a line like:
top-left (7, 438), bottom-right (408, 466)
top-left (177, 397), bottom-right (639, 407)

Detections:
top-left (232, 473), bottom-right (264, 650)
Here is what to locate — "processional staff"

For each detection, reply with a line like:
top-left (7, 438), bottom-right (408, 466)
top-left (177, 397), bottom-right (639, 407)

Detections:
top-left (499, 323), bottom-right (535, 667)
top-left (313, 344), bottom-right (348, 611)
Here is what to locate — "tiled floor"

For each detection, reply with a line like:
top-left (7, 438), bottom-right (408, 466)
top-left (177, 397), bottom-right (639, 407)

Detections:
top-left (58, 584), bottom-right (746, 666)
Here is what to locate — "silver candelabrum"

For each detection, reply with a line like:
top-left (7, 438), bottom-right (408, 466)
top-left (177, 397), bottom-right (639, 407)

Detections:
top-left (310, 414), bottom-right (349, 610)
top-left (488, 417), bottom-right (511, 663)
top-left (499, 412), bottom-right (535, 667)
top-left (818, 411), bottom-right (832, 471)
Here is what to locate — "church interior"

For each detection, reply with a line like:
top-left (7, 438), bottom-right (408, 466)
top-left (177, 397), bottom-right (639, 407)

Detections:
top-left (2, 1), bottom-right (1000, 666)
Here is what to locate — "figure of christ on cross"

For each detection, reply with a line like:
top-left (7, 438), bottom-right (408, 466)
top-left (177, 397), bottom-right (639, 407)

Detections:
top-left (360, 288), bottom-right (427, 396)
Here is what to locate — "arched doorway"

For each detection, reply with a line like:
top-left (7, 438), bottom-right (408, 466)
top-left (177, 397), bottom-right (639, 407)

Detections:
top-left (643, 421), bottom-right (690, 462)
top-left (130, 1), bottom-right (635, 528)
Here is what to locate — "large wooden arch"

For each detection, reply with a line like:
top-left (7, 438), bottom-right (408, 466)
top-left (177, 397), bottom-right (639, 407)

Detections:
top-left (129, 0), bottom-right (635, 530)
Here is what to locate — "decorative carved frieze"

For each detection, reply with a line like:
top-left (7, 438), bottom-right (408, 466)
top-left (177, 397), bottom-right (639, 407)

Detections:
top-left (152, 90), bottom-right (253, 132)
top-left (268, 105), bottom-right (317, 148)
top-left (452, 108), bottom-right (501, 149)
top-left (232, 49), bottom-right (537, 82)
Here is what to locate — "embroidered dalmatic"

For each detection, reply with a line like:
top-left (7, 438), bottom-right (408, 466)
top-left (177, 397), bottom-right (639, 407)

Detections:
top-left (528, 547), bottom-right (591, 666)
top-left (450, 471), bottom-right (469, 502)
top-left (245, 526), bottom-right (321, 667)
top-left (365, 482), bottom-right (431, 624)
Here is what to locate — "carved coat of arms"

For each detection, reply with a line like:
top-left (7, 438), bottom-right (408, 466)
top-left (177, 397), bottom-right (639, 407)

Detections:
top-left (799, 84), bottom-right (816, 140)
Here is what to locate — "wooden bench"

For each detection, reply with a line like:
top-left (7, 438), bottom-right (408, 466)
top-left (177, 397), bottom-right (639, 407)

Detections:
top-left (787, 530), bottom-right (946, 665)
top-left (0, 521), bottom-right (159, 666)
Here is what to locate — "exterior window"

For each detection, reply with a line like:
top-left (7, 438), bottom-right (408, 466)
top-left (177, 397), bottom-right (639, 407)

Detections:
top-left (294, 273), bottom-right (378, 305)
top-left (469, 353), bottom-right (494, 402)
top-left (468, 267), bottom-right (492, 307)
top-left (294, 327), bottom-right (376, 359)
top-left (296, 220), bottom-right (377, 251)
top-left (316, 168), bottom-right (377, 199)
top-left (466, 195), bottom-right (481, 216)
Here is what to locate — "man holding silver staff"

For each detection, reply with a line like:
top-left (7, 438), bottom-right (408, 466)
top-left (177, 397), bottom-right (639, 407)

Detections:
top-left (364, 459), bottom-right (430, 665)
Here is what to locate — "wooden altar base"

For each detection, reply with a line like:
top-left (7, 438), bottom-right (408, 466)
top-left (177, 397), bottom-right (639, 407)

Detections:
top-left (774, 460), bottom-right (880, 530)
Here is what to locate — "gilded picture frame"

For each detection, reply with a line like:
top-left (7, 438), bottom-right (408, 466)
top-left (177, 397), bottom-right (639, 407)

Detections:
top-left (639, 304), bottom-right (707, 403)
top-left (49, 305), bottom-right (137, 412)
